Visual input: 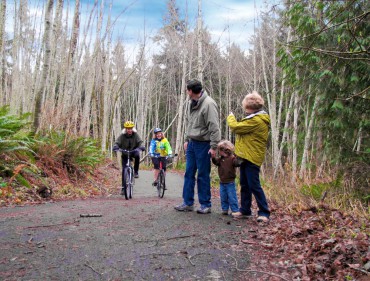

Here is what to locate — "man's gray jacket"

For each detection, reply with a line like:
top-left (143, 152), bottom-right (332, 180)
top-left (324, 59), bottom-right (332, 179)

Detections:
top-left (184, 91), bottom-right (221, 149)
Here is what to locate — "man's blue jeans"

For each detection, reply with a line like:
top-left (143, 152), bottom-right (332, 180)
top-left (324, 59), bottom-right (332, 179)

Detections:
top-left (183, 140), bottom-right (211, 208)
top-left (220, 182), bottom-right (239, 212)
top-left (239, 159), bottom-right (270, 218)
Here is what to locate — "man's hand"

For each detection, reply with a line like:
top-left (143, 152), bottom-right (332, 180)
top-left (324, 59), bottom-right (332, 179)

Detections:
top-left (183, 142), bottom-right (188, 152)
top-left (209, 148), bottom-right (217, 158)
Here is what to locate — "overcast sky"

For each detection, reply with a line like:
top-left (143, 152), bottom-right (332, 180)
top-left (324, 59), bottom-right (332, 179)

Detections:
top-left (6, 0), bottom-right (277, 62)
top-left (104, 0), bottom-right (270, 56)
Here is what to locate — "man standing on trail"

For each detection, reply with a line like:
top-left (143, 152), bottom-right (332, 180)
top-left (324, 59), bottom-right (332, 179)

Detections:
top-left (175, 79), bottom-right (221, 214)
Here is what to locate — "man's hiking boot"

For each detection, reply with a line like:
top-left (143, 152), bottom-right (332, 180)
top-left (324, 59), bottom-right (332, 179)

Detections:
top-left (197, 205), bottom-right (211, 214)
top-left (174, 203), bottom-right (194, 212)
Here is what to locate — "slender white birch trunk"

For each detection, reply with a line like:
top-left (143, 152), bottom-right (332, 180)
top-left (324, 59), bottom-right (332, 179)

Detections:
top-left (274, 92), bottom-right (294, 179)
top-left (291, 89), bottom-right (300, 183)
top-left (0, 0), bottom-right (6, 105)
top-left (260, 32), bottom-right (278, 167)
top-left (33, 0), bottom-right (54, 131)
top-left (101, 2), bottom-right (113, 151)
top-left (174, 42), bottom-right (188, 160)
top-left (197, 0), bottom-right (203, 82)
top-left (299, 90), bottom-right (321, 179)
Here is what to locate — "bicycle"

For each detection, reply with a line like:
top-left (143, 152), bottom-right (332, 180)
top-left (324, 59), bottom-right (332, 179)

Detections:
top-left (119, 149), bottom-right (135, 200)
top-left (152, 154), bottom-right (177, 198)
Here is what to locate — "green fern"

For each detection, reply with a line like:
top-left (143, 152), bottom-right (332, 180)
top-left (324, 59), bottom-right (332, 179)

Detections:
top-left (33, 131), bottom-right (103, 177)
top-left (0, 106), bottom-right (34, 178)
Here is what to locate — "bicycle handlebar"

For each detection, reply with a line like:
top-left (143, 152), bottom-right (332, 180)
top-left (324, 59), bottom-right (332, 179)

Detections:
top-left (118, 149), bottom-right (136, 153)
top-left (151, 153), bottom-right (178, 159)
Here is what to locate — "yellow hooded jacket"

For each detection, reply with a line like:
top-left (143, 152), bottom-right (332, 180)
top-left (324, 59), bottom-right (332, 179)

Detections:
top-left (227, 111), bottom-right (270, 167)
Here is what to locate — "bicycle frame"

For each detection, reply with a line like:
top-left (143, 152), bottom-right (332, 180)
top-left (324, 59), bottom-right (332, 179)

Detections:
top-left (152, 154), bottom-right (177, 198)
top-left (120, 149), bottom-right (135, 200)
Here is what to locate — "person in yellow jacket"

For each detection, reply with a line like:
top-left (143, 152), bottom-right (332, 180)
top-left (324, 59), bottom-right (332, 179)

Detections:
top-left (227, 91), bottom-right (270, 223)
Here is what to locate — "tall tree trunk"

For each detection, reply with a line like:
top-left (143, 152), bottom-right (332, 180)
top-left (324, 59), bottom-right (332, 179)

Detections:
top-left (299, 89), bottom-right (320, 179)
top-left (47, 0), bottom-right (64, 126)
top-left (260, 32), bottom-right (278, 169)
top-left (101, 2), bottom-right (113, 151)
top-left (135, 47), bottom-right (147, 139)
top-left (274, 92), bottom-right (294, 179)
top-left (291, 88), bottom-right (300, 183)
top-left (0, 0), bottom-right (6, 105)
top-left (174, 41), bottom-right (188, 160)
top-left (33, 0), bottom-right (54, 132)
top-left (197, 0), bottom-right (203, 82)
top-left (225, 32), bottom-right (232, 140)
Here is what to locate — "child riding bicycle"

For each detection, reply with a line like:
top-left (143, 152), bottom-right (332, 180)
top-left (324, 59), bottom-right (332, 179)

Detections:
top-left (149, 128), bottom-right (172, 186)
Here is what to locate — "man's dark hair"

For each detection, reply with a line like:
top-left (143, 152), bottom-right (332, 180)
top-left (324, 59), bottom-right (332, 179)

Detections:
top-left (187, 79), bottom-right (202, 94)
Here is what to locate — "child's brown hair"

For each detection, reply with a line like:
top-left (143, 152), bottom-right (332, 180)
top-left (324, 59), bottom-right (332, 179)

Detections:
top-left (217, 140), bottom-right (235, 155)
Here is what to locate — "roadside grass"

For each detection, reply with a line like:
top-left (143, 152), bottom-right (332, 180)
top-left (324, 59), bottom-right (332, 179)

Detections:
top-left (145, 156), bottom-right (368, 222)
top-left (263, 170), bottom-right (369, 220)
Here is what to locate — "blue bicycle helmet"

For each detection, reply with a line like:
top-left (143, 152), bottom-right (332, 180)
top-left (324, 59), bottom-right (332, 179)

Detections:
top-left (154, 128), bottom-right (162, 133)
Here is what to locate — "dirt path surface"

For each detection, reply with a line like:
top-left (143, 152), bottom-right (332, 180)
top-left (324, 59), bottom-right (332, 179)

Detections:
top-left (0, 170), bottom-right (263, 281)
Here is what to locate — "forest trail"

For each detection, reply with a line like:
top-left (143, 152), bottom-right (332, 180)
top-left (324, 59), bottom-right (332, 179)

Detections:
top-left (0, 170), bottom-right (267, 281)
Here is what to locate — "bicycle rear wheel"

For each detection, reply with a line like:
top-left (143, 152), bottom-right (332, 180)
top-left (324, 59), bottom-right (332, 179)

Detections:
top-left (157, 170), bottom-right (165, 198)
top-left (123, 168), bottom-right (130, 200)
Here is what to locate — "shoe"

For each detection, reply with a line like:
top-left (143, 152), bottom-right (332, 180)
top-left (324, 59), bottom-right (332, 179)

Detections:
top-left (221, 210), bottom-right (229, 215)
top-left (152, 181), bottom-right (158, 186)
top-left (174, 203), bottom-right (194, 212)
top-left (197, 206), bottom-right (211, 214)
top-left (257, 216), bottom-right (269, 223)
top-left (232, 212), bottom-right (252, 219)
top-left (120, 188), bottom-right (125, 195)
top-left (134, 172), bottom-right (139, 178)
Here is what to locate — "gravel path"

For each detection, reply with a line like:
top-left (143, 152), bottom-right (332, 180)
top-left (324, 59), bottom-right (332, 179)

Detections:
top-left (0, 170), bottom-right (254, 281)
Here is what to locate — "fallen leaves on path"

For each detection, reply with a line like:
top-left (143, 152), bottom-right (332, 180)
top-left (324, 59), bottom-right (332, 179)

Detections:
top-left (231, 203), bottom-right (369, 280)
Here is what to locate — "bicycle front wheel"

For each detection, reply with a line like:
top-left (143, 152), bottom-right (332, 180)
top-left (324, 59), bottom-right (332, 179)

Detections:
top-left (129, 168), bottom-right (135, 199)
top-left (128, 168), bottom-right (134, 199)
top-left (123, 168), bottom-right (130, 200)
top-left (157, 170), bottom-right (165, 198)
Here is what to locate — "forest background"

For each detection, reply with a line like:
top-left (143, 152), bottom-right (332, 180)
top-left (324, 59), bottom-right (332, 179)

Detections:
top-left (0, 0), bottom-right (369, 214)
